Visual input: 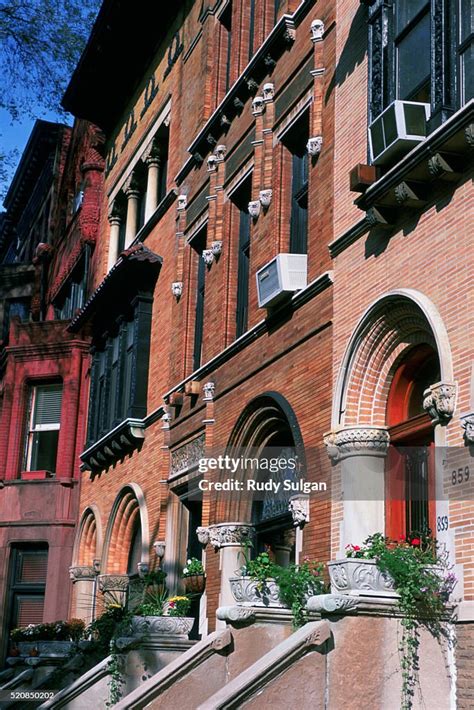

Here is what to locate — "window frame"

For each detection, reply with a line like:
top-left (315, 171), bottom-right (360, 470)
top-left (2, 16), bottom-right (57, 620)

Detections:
top-left (367, 0), bottom-right (463, 133)
top-left (87, 295), bottom-right (153, 447)
top-left (24, 382), bottom-right (63, 473)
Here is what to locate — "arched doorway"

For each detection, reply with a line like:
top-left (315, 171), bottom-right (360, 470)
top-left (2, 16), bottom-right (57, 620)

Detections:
top-left (226, 393), bottom-right (306, 565)
top-left (328, 290), bottom-right (455, 550)
top-left (385, 345), bottom-right (440, 539)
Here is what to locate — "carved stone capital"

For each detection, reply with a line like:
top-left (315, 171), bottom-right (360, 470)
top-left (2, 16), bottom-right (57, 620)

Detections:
top-left (324, 427), bottom-right (390, 462)
top-left (215, 144), bottom-right (227, 161)
top-left (203, 381), bottom-right (215, 401)
top-left (199, 523), bottom-right (254, 550)
top-left (259, 189), bottom-right (272, 209)
top-left (252, 96), bottom-right (264, 116)
top-left (288, 494), bottom-right (309, 528)
top-left (262, 83), bottom-right (274, 102)
top-left (461, 413), bottom-right (474, 444)
top-left (161, 411), bottom-right (172, 427)
top-left (177, 194), bottom-right (187, 210)
top-left (98, 574), bottom-right (129, 593)
top-left (211, 240), bottom-right (222, 257)
top-left (69, 565), bottom-right (97, 582)
top-left (202, 249), bottom-right (214, 266)
top-left (311, 19), bottom-right (325, 42)
top-left (248, 200), bottom-right (261, 219)
top-left (306, 594), bottom-right (359, 614)
top-left (207, 155), bottom-right (218, 172)
top-left (171, 281), bottom-right (183, 299)
top-left (307, 136), bottom-right (323, 156)
top-left (142, 139), bottom-right (161, 166)
top-left (423, 381), bottom-right (457, 425)
top-left (108, 202), bottom-right (124, 225)
top-left (123, 173), bottom-right (141, 198)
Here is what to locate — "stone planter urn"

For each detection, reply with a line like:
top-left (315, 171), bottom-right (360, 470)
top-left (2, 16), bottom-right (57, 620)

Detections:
top-left (183, 574), bottom-right (206, 595)
top-left (131, 615), bottom-right (194, 640)
top-left (229, 576), bottom-right (286, 607)
top-left (328, 559), bottom-right (398, 597)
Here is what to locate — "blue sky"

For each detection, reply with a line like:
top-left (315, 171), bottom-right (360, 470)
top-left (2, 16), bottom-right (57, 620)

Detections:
top-left (1, 107), bottom-right (72, 206)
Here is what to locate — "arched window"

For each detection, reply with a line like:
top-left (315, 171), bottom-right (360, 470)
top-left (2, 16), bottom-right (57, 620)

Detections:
top-left (226, 393), bottom-right (305, 565)
top-left (385, 345), bottom-right (440, 539)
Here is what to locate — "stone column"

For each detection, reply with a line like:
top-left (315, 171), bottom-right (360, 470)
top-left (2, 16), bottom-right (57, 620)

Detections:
top-left (143, 142), bottom-right (161, 222)
top-left (123, 175), bottom-right (141, 248)
top-left (107, 210), bottom-right (122, 270)
top-left (197, 523), bottom-right (254, 614)
top-left (69, 565), bottom-right (99, 624)
top-left (324, 427), bottom-right (390, 552)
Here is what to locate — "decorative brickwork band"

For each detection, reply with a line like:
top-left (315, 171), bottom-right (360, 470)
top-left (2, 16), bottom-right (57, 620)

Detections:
top-left (324, 426), bottom-right (390, 462)
top-left (196, 523), bottom-right (254, 549)
top-left (422, 381), bottom-right (456, 425)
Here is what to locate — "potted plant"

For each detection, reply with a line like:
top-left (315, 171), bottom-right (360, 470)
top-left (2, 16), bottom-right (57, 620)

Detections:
top-left (182, 558), bottom-right (206, 594)
top-left (131, 582), bottom-right (194, 639)
top-left (331, 532), bottom-right (456, 709)
top-left (230, 550), bottom-right (283, 608)
top-left (230, 547), bottom-right (327, 626)
top-left (10, 618), bottom-right (85, 657)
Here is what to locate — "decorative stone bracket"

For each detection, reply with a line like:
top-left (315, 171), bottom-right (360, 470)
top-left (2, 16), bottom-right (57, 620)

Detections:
top-left (202, 381), bottom-right (215, 401)
top-left (324, 426), bottom-right (390, 463)
top-left (423, 381), bottom-right (457, 425)
top-left (461, 413), bottom-right (474, 444)
top-left (196, 523), bottom-right (254, 550)
top-left (171, 281), bottom-right (183, 299)
top-left (288, 494), bottom-right (309, 528)
top-left (98, 574), bottom-right (130, 594)
top-left (307, 136), bottom-right (323, 157)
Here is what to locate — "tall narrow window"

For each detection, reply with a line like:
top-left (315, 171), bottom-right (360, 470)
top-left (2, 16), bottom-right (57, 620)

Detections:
top-left (459, 0), bottom-right (474, 104)
top-left (395, 1), bottom-right (431, 103)
top-left (192, 229), bottom-right (207, 371)
top-left (24, 383), bottom-right (63, 472)
top-left (7, 545), bottom-right (48, 633)
top-left (284, 112), bottom-right (309, 255)
top-left (232, 178), bottom-right (252, 338)
top-left (249, 0), bottom-right (256, 59)
top-left (219, 2), bottom-right (233, 95)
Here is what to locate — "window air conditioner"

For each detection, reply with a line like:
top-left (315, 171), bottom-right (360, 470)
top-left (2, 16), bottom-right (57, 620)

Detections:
top-left (256, 253), bottom-right (307, 309)
top-left (368, 100), bottom-right (430, 166)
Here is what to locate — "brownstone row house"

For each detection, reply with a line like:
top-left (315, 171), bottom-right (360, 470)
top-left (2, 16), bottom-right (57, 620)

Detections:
top-left (0, 119), bottom-right (105, 663)
top-left (0, 0), bottom-right (473, 706)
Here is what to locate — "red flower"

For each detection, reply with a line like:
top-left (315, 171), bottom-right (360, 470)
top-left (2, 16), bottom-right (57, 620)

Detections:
top-left (411, 538), bottom-right (421, 546)
top-left (399, 535), bottom-right (406, 541)
top-left (352, 545), bottom-right (361, 551)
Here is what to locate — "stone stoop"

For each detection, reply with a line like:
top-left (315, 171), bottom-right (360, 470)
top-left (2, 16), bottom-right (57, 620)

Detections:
top-left (113, 608), bottom-right (297, 709)
top-left (37, 635), bottom-right (195, 710)
top-left (197, 620), bottom-right (331, 710)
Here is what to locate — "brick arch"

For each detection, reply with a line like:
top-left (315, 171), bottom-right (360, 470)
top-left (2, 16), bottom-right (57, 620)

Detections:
top-left (73, 505), bottom-right (103, 566)
top-left (102, 484), bottom-right (150, 574)
top-left (333, 290), bottom-right (453, 428)
top-left (217, 392), bottom-right (305, 523)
